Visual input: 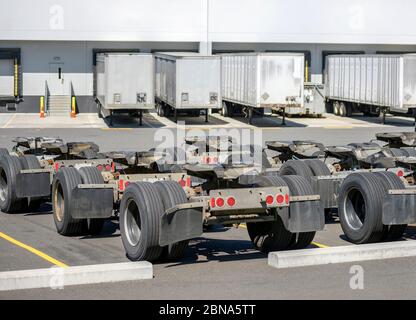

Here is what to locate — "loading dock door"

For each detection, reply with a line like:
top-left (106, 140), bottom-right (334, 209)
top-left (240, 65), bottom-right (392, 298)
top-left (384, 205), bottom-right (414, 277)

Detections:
top-left (48, 63), bottom-right (65, 95)
top-left (0, 59), bottom-right (14, 97)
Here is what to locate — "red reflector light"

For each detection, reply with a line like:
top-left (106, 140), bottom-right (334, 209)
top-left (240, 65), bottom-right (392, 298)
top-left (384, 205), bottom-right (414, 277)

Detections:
top-left (210, 197), bottom-right (216, 208)
top-left (125, 181), bottom-right (130, 188)
top-left (111, 162), bottom-right (115, 172)
top-left (54, 162), bottom-right (60, 171)
top-left (227, 197), bottom-right (236, 207)
top-left (285, 194), bottom-right (290, 204)
top-left (216, 197), bottom-right (225, 207)
top-left (186, 177), bottom-right (191, 187)
top-left (105, 165), bottom-right (111, 171)
top-left (276, 194), bottom-right (285, 204)
top-left (265, 195), bottom-right (274, 205)
top-left (97, 165), bottom-right (103, 171)
top-left (397, 170), bottom-right (404, 177)
top-left (119, 179), bottom-right (124, 191)
top-left (178, 179), bottom-right (186, 187)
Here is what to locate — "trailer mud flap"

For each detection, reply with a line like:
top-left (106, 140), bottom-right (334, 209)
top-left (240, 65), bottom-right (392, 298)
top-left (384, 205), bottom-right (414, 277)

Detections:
top-left (16, 172), bottom-right (50, 198)
top-left (70, 187), bottom-right (114, 219)
top-left (159, 206), bottom-right (203, 247)
top-left (311, 177), bottom-right (343, 209)
top-left (286, 198), bottom-right (324, 233)
top-left (383, 191), bottom-right (416, 225)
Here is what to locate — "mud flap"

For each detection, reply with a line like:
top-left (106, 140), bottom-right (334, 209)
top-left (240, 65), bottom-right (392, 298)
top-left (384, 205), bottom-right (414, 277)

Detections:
top-left (286, 199), bottom-right (324, 233)
top-left (159, 207), bottom-right (203, 246)
top-left (310, 177), bottom-right (343, 210)
top-left (70, 187), bottom-right (114, 219)
top-left (383, 193), bottom-right (416, 225)
top-left (16, 172), bottom-right (50, 198)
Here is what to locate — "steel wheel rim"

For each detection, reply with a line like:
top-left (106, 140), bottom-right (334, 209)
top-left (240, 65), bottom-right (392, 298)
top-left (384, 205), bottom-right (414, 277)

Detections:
top-left (344, 187), bottom-right (366, 230)
top-left (0, 168), bottom-right (7, 203)
top-left (54, 182), bottom-right (65, 222)
top-left (124, 198), bottom-right (141, 247)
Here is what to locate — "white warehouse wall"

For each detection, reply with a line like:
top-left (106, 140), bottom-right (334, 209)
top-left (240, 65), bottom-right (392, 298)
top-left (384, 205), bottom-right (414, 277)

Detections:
top-left (1, 0), bottom-right (416, 112)
top-left (1, 0), bottom-right (416, 44)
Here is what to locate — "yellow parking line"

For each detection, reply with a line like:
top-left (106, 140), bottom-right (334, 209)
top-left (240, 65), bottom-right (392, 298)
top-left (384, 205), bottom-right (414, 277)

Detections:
top-left (311, 242), bottom-right (330, 248)
top-left (0, 231), bottom-right (68, 268)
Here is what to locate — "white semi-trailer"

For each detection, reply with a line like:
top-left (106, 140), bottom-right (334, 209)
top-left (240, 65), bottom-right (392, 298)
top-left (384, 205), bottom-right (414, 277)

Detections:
top-left (95, 53), bottom-right (154, 126)
top-left (325, 54), bottom-right (416, 123)
top-left (154, 52), bottom-right (222, 123)
top-left (220, 53), bottom-right (305, 124)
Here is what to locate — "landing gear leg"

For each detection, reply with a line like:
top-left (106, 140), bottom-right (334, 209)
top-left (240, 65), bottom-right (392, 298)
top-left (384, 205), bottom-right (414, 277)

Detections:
top-left (205, 109), bottom-right (209, 123)
top-left (109, 110), bottom-right (113, 127)
top-left (139, 110), bottom-right (143, 126)
top-left (281, 108), bottom-right (287, 126)
top-left (381, 108), bottom-right (387, 125)
top-left (248, 107), bottom-right (253, 125)
top-left (174, 109), bottom-right (178, 124)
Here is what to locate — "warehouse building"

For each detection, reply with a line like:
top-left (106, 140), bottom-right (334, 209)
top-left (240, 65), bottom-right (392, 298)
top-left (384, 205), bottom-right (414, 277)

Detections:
top-left (1, 0), bottom-right (416, 114)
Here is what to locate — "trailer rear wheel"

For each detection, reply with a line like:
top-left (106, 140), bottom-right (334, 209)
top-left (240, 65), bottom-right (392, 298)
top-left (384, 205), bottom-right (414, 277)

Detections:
top-left (78, 167), bottom-right (106, 236)
top-left (120, 182), bottom-right (164, 261)
top-left (333, 101), bottom-right (340, 115)
top-left (339, 102), bottom-right (347, 117)
top-left (220, 101), bottom-right (231, 117)
top-left (279, 160), bottom-right (314, 182)
top-left (281, 175), bottom-right (316, 249)
top-left (303, 159), bottom-right (331, 176)
top-left (338, 172), bottom-right (385, 244)
top-left (52, 167), bottom-right (87, 235)
top-left (373, 171), bottom-right (407, 241)
top-left (0, 155), bottom-right (25, 213)
top-left (155, 181), bottom-right (189, 260)
top-left (247, 176), bottom-right (293, 252)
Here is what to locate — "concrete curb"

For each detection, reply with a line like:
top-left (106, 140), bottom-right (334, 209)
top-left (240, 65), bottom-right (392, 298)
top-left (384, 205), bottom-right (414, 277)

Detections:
top-left (268, 241), bottom-right (416, 269)
top-left (0, 261), bottom-right (153, 291)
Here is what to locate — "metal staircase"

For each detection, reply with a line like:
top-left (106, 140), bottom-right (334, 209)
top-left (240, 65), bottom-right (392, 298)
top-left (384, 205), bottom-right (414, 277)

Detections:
top-left (47, 95), bottom-right (71, 116)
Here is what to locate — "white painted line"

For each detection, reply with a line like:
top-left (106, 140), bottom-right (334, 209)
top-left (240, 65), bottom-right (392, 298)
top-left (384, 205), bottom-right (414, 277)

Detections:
top-left (268, 241), bottom-right (416, 269)
top-left (0, 261), bottom-right (153, 291)
top-left (2, 114), bottom-right (17, 128)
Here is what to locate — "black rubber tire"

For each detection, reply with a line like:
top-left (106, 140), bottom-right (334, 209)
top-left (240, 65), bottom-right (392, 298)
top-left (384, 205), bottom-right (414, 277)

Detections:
top-left (0, 155), bottom-right (25, 213)
top-left (333, 101), bottom-right (340, 115)
top-left (390, 148), bottom-right (408, 157)
top-left (221, 101), bottom-right (230, 117)
top-left (303, 159), bottom-right (331, 176)
top-left (0, 148), bottom-right (8, 157)
top-left (247, 176), bottom-right (294, 253)
top-left (281, 175), bottom-right (316, 249)
top-left (52, 167), bottom-right (87, 236)
top-left (119, 182), bottom-right (164, 261)
top-left (155, 181), bottom-right (189, 260)
top-left (78, 167), bottom-right (106, 236)
top-left (373, 171), bottom-right (407, 241)
top-left (279, 160), bottom-right (314, 182)
top-left (401, 148), bottom-right (416, 157)
top-left (19, 155), bottom-right (43, 212)
top-left (339, 102), bottom-right (347, 117)
top-left (338, 172), bottom-right (385, 244)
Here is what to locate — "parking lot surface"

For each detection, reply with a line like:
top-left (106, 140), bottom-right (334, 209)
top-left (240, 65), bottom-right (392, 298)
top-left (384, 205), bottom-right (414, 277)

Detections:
top-left (1, 114), bottom-right (416, 299)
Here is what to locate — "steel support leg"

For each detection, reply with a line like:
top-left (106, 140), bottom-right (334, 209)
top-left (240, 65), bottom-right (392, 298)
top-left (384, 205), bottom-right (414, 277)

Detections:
top-left (282, 108), bottom-right (286, 126)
